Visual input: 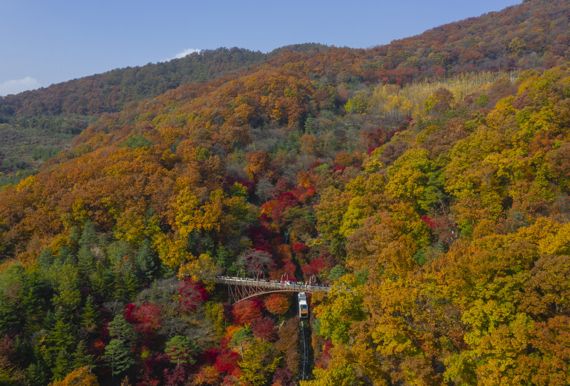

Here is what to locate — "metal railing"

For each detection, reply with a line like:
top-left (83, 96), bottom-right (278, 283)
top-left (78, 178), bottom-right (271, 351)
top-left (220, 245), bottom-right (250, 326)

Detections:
top-left (215, 275), bottom-right (330, 303)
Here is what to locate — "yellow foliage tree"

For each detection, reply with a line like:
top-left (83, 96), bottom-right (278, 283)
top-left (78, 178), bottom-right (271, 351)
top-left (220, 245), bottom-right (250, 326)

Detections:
top-left (50, 367), bottom-right (99, 386)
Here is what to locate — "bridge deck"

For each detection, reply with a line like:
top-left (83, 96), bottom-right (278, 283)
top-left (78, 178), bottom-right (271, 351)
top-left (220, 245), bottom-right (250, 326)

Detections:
top-left (215, 276), bottom-right (330, 293)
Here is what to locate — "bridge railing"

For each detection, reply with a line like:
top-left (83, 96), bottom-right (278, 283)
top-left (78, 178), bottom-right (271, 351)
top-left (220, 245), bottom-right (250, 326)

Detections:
top-left (215, 276), bottom-right (330, 293)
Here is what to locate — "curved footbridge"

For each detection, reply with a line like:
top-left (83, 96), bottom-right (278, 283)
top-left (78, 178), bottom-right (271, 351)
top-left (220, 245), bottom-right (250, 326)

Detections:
top-left (215, 275), bottom-right (330, 304)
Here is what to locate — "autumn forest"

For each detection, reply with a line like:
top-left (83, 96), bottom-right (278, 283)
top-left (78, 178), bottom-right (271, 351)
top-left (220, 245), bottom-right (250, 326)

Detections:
top-left (0, 1), bottom-right (568, 385)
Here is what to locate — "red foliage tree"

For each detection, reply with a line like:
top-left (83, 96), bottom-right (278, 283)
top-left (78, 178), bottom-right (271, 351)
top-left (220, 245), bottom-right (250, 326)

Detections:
top-left (214, 350), bottom-right (239, 374)
top-left (248, 225), bottom-right (274, 253)
top-left (199, 347), bottom-right (220, 365)
top-left (231, 299), bottom-right (262, 325)
top-left (124, 303), bottom-right (137, 323)
top-left (163, 364), bottom-right (188, 386)
top-left (92, 339), bottom-right (106, 354)
top-left (315, 340), bottom-right (333, 369)
top-left (251, 317), bottom-right (277, 341)
top-left (292, 242), bottom-right (308, 253)
top-left (281, 261), bottom-right (297, 278)
top-left (178, 279), bottom-right (208, 312)
top-left (132, 303), bottom-right (162, 335)
top-left (420, 215), bottom-right (437, 229)
top-left (301, 255), bottom-right (331, 277)
top-left (260, 191), bottom-right (299, 226)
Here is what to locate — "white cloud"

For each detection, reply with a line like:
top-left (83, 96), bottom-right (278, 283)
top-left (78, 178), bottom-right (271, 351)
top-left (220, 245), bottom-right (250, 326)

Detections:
top-left (172, 48), bottom-right (201, 60)
top-left (0, 76), bottom-right (41, 96)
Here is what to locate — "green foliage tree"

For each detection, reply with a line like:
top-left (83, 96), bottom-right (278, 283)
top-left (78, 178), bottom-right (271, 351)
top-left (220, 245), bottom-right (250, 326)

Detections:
top-left (41, 312), bottom-right (76, 371)
top-left (108, 313), bottom-right (135, 344)
top-left (52, 263), bottom-right (82, 313)
top-left (80, 296), bottom-right (98, 336)
top-left (53, 349), bottom-right (72, 381)
top-left (0, 266), bottom-right (25, 335)
top-left (165, 335), bottom-right (197, 366)
top-left (72, 340), bottom-right (94, 370)
top-left (134, 239), bottom-right (160, 283)
top-left (104, 339), bottom-right (134, 377)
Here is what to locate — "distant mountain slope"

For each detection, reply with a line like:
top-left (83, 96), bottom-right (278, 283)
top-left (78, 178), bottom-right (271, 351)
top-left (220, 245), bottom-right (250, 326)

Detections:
top-left (1, 0), bottom-right (566, 118)
top-left (0, 47), bottom-right (267, 117)
top-left (0, 48), bottom-right (269, 182)
top-left (0, 0), bottom-right (567, 183)
top-left (366, 0), bottom-right (568, 82)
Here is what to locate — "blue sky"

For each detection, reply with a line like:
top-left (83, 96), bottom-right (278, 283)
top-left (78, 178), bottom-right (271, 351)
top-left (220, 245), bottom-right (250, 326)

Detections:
top-left (0, 0), bottom-right (520, 96)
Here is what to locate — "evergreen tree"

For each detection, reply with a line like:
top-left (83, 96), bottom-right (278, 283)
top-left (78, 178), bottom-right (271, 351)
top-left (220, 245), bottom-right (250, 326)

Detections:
top-left (43, 312), bottom-right (76, 367)
top-left (77, 221), bottom-right (98, 280)
top-left (38, 249), bottom-right (55, 268)
top-left (0, 266), bottom-right (25, 335)
top-left (0, 294), bottom-right (21, 336)
top-left (104, 339), bottom-right (134, 377)
top-left (108, 314), bottom-right (135, 344)
top-left (69, 224), bottom-right (81, 247)
top-left (53, 349), bottom-right (72, 381)
top-left (22, 271), bottom-right (51, 334)
top-left (57, 246), bottom-right (75, 265)
top-left (89, 265), bottom-right (113, 300)
top-left (72, 340), bottom-right (94, 370)
top-left (79, 221), bottom-right (98, 248)
top-left (52, 263), bottom-right (81, 313)
top-left (80, 296), bottom-right (99, 336)
top-left (111, 258), bottom-right (140, 303)
top-left (77, 245), bottom-right (96, 278)
top-left (134, 239), bottom-right (159, 283)
top-left (123, 269), bottom-right (139, 300)
top-left (165, 335), bottom-right (197, 366)
top-left (25, 361), bottom-right (50, 386)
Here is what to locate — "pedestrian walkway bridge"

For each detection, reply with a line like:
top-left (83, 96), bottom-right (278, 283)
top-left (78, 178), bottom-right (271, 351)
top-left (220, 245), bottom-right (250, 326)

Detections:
top-left (215, 275), bottom-right (330, 304)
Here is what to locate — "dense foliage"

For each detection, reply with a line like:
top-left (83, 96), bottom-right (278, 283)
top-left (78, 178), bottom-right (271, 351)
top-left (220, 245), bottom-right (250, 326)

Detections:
top-left (0, 1), bottom-right (568, 385)
top-left (1, 0), bottom-right (567, 183)
top-left (0, 48), bottom-right (269, 183)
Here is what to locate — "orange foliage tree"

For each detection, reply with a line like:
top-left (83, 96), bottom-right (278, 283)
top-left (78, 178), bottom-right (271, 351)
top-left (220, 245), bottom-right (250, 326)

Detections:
top-left (264, 294), bottom-right (290, 316)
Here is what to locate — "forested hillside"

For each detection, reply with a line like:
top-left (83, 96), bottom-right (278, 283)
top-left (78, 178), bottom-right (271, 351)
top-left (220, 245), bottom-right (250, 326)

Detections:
top-left (0, 0), bottom-right (568, 385)
top-left (1, 0), bottom-right (567, 183)
top-left (0, 47), bottom-right (270, 184)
